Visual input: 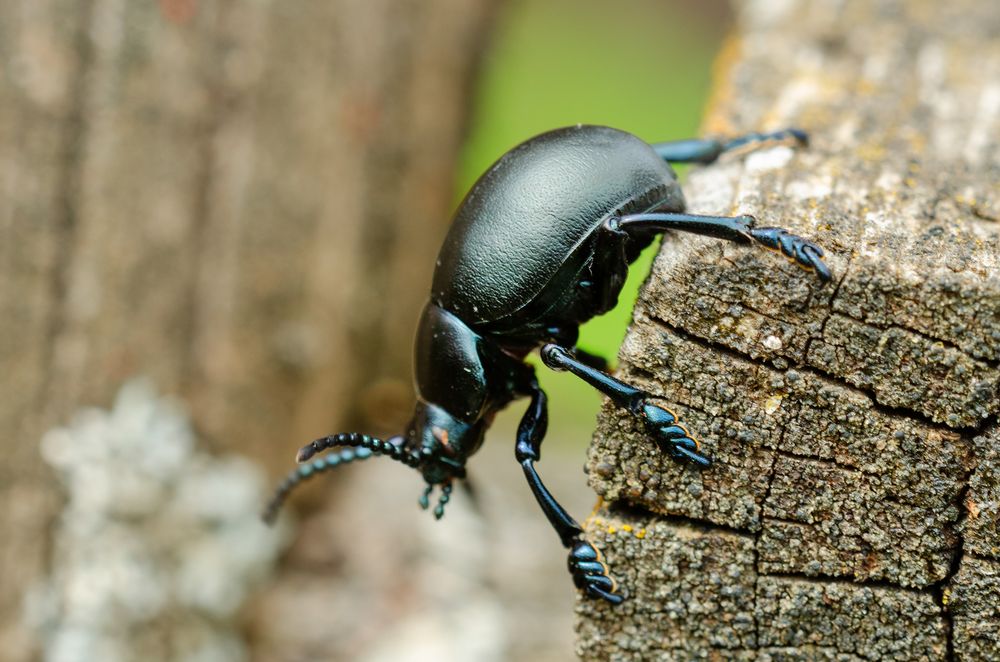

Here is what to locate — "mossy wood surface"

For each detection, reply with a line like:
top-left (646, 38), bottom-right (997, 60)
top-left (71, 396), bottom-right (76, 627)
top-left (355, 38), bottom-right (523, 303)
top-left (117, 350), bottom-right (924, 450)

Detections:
top-left (576, 1), bottom-right (999, 659)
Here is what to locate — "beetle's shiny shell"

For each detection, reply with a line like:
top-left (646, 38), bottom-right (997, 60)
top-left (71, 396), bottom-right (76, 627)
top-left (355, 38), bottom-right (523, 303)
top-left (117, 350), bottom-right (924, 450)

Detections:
top-left (432, 125), bottom-right (684, 325)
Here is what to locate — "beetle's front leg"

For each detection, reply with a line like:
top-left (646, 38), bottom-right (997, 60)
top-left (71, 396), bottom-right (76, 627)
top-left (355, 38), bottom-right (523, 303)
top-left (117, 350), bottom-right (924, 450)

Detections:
top-left (540, 344), bottom-right (710, 467)
top-left (515, 378), bottom-right (624, 604)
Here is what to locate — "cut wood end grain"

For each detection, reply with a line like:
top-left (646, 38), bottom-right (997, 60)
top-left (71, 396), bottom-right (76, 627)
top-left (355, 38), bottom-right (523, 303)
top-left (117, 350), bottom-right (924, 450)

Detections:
top-left (576, 0), bottom-right (1000, 658)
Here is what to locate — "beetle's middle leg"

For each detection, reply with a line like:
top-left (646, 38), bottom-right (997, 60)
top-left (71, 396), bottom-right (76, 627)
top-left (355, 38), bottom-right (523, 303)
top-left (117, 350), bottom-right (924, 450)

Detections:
top-left (609, 213), bottom-right (832, 281)
top-left (539, 343), bottom-right (710, 468)
top-left (515, 377), bottom-right (624, 605)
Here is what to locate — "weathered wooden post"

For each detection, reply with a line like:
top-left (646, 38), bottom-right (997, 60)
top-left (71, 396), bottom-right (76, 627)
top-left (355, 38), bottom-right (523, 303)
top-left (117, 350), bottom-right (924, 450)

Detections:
top-left (576, 0), bottom-right (999, 659)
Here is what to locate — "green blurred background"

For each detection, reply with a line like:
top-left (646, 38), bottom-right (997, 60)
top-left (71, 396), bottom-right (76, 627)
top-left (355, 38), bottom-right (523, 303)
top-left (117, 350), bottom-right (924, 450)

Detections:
top-left (457, 0), bottom-right (728, 443)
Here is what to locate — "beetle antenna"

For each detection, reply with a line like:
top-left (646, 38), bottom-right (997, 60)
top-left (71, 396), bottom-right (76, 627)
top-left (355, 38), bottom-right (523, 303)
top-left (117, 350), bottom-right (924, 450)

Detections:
top-left (296, 432), bottom-right (420, 466)
top-left (263, 435), bottom-right (416, 524)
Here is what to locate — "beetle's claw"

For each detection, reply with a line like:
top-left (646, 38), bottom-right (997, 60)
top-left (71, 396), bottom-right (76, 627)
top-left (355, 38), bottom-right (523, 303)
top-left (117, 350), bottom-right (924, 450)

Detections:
top-left (786, 128), bottom-right (809, 147)
top-left (569, 539), bottom-right (624, 605)
top-left (660, 434), bottom-right (711, 468)
top-left (800, 243), bottom-right (832, 281)
top-left (750, 227), bottom-right (832, 282)
top-left (672, 442), bottom-right (712, 468)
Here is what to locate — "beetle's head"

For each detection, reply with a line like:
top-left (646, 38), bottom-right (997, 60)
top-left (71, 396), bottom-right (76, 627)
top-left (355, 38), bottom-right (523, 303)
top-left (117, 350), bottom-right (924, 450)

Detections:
top-left (407, 401), bottom-right (484, 486)
top-left (262, 402), bottom-right (485, 524)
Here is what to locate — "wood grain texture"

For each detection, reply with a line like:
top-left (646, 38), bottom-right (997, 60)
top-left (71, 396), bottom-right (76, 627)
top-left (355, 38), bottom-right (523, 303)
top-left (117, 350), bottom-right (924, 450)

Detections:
top-left (0, 1), bottom-right (496, 658)
top-left (576, 0), bottom-right (999, 659)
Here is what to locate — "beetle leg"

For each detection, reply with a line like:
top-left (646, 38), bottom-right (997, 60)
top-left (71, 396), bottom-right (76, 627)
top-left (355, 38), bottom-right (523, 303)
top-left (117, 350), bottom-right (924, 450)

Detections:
top-left (573, 346), bottom-right (610, 372)
top-left (544, 325), bottom-right (612, 372)
top-left (515, 379), bottom-right (624, 605)
top-left (515, 382), bottom-right (577, 542)
top-left (612, 213), bottom-right (832, 282)
top-left (650, 128), bottom-right (807, 164)
top-left (744, 225), bottom-right (832, 281)
top-left (540, 344), bottom-right (711, 468)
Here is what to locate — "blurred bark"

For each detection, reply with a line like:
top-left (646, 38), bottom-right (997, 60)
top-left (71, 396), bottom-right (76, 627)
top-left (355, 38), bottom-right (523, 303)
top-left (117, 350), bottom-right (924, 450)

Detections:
top-left (0, 0), bottom-right (498, 658)
top-left (576, 0), bottom-right (999, 659)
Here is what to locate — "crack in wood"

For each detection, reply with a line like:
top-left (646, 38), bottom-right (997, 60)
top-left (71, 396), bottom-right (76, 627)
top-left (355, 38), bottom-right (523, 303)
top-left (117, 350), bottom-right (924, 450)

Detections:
top-left (605, 500), bottom-right (755, 540)
top-left (753, 438), bottom-right (782, 649)
top-left (759, 569), bottom-right (938, 595)
top-left (648, 313), bottom-right (993, 436)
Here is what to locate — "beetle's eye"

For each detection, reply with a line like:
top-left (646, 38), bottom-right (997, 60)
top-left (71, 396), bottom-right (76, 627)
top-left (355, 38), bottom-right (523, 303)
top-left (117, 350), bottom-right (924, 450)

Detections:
top-left (432, 426), bottom-right (459, 457)
top-left (432, 426), bottom-right (450, 448)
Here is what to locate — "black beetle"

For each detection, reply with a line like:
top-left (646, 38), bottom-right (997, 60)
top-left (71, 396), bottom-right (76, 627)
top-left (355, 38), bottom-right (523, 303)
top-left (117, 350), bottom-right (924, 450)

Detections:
top-left (264, 125), bottom-right (830, 604)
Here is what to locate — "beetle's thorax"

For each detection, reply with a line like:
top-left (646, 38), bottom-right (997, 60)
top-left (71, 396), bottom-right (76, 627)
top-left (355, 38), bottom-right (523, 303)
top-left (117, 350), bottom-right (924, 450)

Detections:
top-left (410, 303), bottom-right (532, 483)
top-left (414, 302), bottom-right (525, 415)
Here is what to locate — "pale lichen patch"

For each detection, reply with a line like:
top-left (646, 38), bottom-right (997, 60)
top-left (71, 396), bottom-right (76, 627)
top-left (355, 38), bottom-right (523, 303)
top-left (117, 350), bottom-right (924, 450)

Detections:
top-left (25, 380), bottom-right (289, 662)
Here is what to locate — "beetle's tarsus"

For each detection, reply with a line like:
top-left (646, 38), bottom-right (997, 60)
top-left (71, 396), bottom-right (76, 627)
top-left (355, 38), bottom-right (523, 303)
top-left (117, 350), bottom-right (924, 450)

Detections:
top-left (638, 400), bottom-right (712, 468)
top-left (749, 226), bottom-right (832, 282)
top-left (568, 539), bottom-right (624, 605)
top-left (541, 345), bottom-right (713, 471)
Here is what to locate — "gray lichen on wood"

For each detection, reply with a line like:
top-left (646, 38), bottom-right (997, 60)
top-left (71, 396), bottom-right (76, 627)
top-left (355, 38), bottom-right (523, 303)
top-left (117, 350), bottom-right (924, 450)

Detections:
top-left (576, 0), bottom-right (1000, 659)
top-left (27, 381), bottom-right (287, 662)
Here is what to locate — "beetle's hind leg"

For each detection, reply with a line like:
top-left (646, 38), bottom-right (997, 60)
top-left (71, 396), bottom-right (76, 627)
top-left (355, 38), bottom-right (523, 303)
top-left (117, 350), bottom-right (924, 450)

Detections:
top-left (540, 344), bottom-right (711, 468)
top-left (651, 128), bottom-right (807, 164)
top-left (515, 377), bottom-right (624, 604)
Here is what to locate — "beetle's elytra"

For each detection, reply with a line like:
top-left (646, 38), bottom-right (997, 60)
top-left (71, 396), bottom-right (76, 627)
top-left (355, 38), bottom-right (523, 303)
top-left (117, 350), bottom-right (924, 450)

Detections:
top-left (265, 125), bottom-right (831, 604)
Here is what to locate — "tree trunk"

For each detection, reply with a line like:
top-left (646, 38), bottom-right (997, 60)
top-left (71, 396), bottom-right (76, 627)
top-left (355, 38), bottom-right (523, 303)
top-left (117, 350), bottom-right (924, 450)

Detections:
top-left (0, 1), bottom-right (497, 659)
top-left (576, 0), bottom-right (999, 659)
